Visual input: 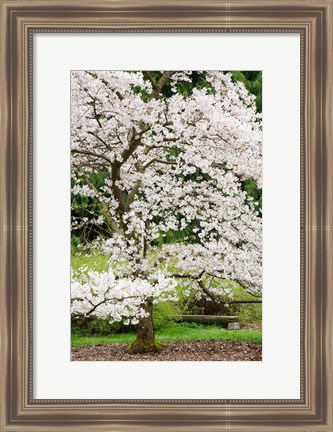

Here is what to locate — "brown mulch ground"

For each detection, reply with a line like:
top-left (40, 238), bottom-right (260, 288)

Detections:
top-left (72, 340), bottom-right (262, 361)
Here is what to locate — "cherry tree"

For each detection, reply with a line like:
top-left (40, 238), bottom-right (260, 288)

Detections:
top-left (71, 71), bottom-right (262, 353)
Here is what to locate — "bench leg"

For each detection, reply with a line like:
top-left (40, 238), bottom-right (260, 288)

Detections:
top-left (228, 322), bottom-right (240, 330)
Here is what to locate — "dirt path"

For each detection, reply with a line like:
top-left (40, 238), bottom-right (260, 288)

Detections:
top-left (72, 340), bottom-right (262, 361)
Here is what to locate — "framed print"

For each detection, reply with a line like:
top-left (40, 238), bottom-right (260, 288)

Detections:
top-left (1, 0), bottom-right (332, 431)
top-left (35, 35), bottom-right (295, 399)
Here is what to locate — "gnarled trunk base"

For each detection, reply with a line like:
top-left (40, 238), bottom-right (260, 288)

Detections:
top-left (128, 339), bottom-right (165, 354)
top-left (127, 298), bottom-right (165, 354)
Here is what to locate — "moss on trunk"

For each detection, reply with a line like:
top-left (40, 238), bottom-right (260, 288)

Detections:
top-left (127, 298), bottom-right (165, 354)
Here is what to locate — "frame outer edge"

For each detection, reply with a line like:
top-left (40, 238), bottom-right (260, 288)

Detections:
top-left (324, 1), bottom-right (333, 431)
top-left (1, 3), bottom-right (14, 431)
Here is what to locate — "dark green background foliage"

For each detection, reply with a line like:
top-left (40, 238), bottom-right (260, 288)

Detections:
top-left (231, 71), bottom-right (262, 112)
top-left (71, 314), bottom-right (136, 336)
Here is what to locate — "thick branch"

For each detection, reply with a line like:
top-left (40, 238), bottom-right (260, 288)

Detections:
top-left (127, 179), bottom-right (142, 205)
top-left (143, 158), bottom-right (176, 170)
top-left (84, 295), bottom-right (140, 316)
top-left (173, 272), bottom-right (218, 301)
top-left (81, 175), bottom-right (122, 234)
top-left (157, 71), bottom-right (176, 93)
top-left (87, 131), bottom-right (121, 152)
top-left (173, 272), bottom-right (261, 303)
top-left (144, 71), bottom-right (176, 99)
top-left (143, 71), bottom-right (159, 91)
top-left (111, 136), bottom-right (143, 213)
top-left (72, 149), bottom-right (112, 166)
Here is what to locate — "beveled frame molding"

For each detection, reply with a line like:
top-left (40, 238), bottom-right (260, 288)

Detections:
top-left (1, 1), bottom-right (332, 431)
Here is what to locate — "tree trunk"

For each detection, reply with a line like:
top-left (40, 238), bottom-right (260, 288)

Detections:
top-left (127, 298), bottom-right (164, 354)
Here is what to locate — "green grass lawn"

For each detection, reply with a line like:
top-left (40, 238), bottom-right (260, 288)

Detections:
top-left (72, 323), bottom-right (262, 348)
top-left (71, 253), bottom-right (109, 273)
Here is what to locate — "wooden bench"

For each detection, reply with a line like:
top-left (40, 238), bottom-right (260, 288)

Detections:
top-left (180, 315), bottom-right (240, 329)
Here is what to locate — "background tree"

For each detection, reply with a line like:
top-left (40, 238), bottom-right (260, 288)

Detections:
top-left (71, 70), bottom-right (262, 353)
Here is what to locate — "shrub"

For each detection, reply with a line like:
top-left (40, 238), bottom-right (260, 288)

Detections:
top-left (228, 303), bottom-right (262, 324)
top-left (71, 314), bottom-right (135, 336)
top-left (153, 301), bottom-right (182, 330)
